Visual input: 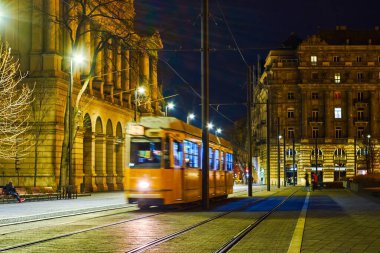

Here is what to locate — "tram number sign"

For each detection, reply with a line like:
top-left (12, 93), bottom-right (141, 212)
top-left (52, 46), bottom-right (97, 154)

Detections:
top-left (128, 123), bottom-right (144, 135)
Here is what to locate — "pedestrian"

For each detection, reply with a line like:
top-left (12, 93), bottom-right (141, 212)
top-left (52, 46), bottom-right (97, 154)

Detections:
top-left (3, 181), bottom-right (25, 203)
top-left (312, 173), bottom-right (318, 191)
top-left (304, 172), bottom-right (310, 192)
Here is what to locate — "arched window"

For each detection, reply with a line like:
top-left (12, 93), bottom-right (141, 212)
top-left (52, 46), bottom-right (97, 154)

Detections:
top-left (334, 148), bottom-right (346, 157)
top-left (311, 148), bottom-right (323, 156)
top-left (286, 148), bottom-right (296, 157)
top-left (356, 148), bottom-right (368, 157)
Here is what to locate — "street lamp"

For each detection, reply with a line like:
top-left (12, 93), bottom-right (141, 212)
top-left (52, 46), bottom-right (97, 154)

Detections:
top-left (367, 134), bottom-right (371, 173)
top-left (207, 122), bottom-right (213, 130)
top-left (187, 113), bottom-right (195, 124)
top-left (134, 86), bottom-right (145, 121)
top-left (216, 128), bottom-right (222, 135)
top-left (68, 53), bottom-right (85, 193)
top-left (165, 102), bottom-right (175, 116)
top-left (277, 135), bottom-right (282, 188)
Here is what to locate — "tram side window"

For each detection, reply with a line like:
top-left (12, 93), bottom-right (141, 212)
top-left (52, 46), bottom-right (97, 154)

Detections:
top-left (184, 140), bottom-right (199, 168)
top-left (221, 152), bottom-right (225, 170)
top-left (209, 148), bottom-right (214, 170)
top-left (215, 150), bottom-right (220, 170)
top-left (173, 141), bottom-right (183, 167)
top-left (130, 138), bottom-right (162, 168)
top-left (226, 153), bottom-right (233, 171)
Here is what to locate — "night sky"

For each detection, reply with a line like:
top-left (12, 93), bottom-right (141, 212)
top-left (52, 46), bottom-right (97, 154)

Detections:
top-left (134, 0), bottom-right (380, 133)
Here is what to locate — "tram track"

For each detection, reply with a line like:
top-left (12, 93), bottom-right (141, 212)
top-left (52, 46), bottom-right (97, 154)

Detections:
top-left (0, 186), bottom-right (286, 252)
top-left (124, 187), bottom-right (297, 253)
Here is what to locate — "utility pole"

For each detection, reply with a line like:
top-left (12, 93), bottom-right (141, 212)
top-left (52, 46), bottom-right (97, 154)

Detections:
top-left (247, 66), bottom-right (253, 196)
top-left (201, 0), bottom-right (210, 210)
top-left (266, 99), bottom-right (270, 191)
top-left (283, 128), bottom-right (286, 187)
top-left (292, 135), bottom-right (296, 185)
top-left (277, 117), bottom-right (280, 188)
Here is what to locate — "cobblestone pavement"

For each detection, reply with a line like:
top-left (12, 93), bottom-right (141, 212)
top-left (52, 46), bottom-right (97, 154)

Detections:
top-left (1, 186), bottom-right (379, 253)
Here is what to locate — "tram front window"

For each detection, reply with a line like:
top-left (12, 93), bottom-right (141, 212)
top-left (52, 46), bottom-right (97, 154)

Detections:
top-left (130, 138), bottom-right (162, 168)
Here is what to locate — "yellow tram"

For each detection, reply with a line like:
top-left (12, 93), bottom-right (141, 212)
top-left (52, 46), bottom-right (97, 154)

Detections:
top-left (125, 117), bottom-right (234, 208)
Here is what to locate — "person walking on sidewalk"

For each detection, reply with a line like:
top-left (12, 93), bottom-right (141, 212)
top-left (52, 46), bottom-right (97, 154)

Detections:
top-left (312, 173), bottom-right (318, 191)
top-left (3, 181), bottom-right (25, 203)
top-left (304, 172), bottom-right (310, 192)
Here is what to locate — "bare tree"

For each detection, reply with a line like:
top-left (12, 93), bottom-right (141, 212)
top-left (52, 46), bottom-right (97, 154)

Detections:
top-left (39, 1), bottom-right (161, 188)
top-left (0, 42), bottom-right (33, 159)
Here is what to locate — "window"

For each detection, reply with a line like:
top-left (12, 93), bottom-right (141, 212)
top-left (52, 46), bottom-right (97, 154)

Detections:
top-left (311, 148), bottom-right (323, 156)
top-left (184, 140), bottom-right (199, 168)
top-left (357, 148), bottom-right (368, 157)
top-left (287, 108), bottom-right (295, 118)
top-left (357, 127), bottom-right (364, 138)
top-left (312, 110), bottom-right (319, 121)
top-left (214, 149), bottom-right (220, 170)
top-left (287, 92), bottom-right (294, 100)
top-left (311, 72), bottom-right (318, 80)
top-left (286, 148), bottom-right (296, 157)
top-left (333, 56), bottom-right (340, 62)
top-left (334, 148), bottom-right (346, 157)
top-left (334, 91), bottom-right (341, 99)
top-left (334, 73), bottom-right (341, 83)
top-left (357, 108), bottom-right (364, 120)
top-left (356, 56), bottom-right (362, 62)
top-left (226, 153), bottom-right (233, 171)
top-left (357, 72), bottom-right (364, 81)
top-left (173, 141), bottom-right (183, 167)
top-left (130, 138), bottom-right (162, 168)
top-left (334, 108), bottom-right (342, 119)
top-left (357, 92), bottom-right (364, 102)
top-left (312, 127), bottom-right (319, 138)
top-left (311, 55), bottom-right (317, 65)
top-left (209, 148), bottom-right (214, 169)
top-left (335, 127), bottom-right (342, 138)
top-left (221, 152), bottom-right (225, 170)
top-left (312, 92), bottom-right (319, 99)
top-left (287, 127), bottom-right (295, 138)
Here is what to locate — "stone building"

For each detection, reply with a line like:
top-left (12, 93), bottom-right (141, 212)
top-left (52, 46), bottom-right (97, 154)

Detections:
top-left (253, 27), bottom-right (380, 186)
top-left (0, 1), bottom-right (163, 192)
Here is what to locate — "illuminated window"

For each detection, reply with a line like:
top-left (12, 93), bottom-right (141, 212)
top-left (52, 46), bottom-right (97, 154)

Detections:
top-left (215, 149), bottom-right (220, 170)
top-left (334, 108), bottom-right (342, 119)
top-left (184, 140), bottom-right (199, 168)
top-left (226, 153), bottom-right (233, 171)
top-left (335, 127), bottom-right (342, 138)
top-left (334, 73), bottom-right (341, 83)
top-left (209, 148), bottom-right (214, 169)
top-left (311, 55), bottom-right (317, 65)
top-left (287, 108), bottom-right (295, 118)
top-left (173, 141), bottom-right (183, 167)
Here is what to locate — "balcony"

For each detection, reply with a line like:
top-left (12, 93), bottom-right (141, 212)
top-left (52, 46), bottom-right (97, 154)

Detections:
top-left (354, 118), bottom-right (369, 126)
top-left (353, 99), bottom-right (368, 107)
top-left (308, 118), bottom-right (324, 125)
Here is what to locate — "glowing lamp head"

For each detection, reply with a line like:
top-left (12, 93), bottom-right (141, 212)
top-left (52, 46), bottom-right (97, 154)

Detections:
top-left (207, 123), bottom-right (213, 129)
top-left (137, 86), bottom-right (145, 95)
top-left (188, 113), bottom-right (195, 120)
top-left (138, 180), bottom-right (150, 190)
top-left (216, 128), bottom-right (222, 134)
top-left (167, 102), bottom-right (175, 110)
top-left (72, 54), bottom-right (85, 64)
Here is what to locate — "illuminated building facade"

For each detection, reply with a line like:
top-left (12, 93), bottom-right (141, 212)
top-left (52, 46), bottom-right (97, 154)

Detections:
top-left (0, 1), bottom-right (163, 191)
top-left (253, 27), bottom-right (380, 185)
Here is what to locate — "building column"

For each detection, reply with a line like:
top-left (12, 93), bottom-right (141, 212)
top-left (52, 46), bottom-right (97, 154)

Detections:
top-left (30, 0), bottom-right (43, 73)
top-left (95, 134), bottom-right (107, 191)
top-left (347, 91), bottom-right (354, 138)
top-left (115, 42), bottom-right (122, 105)
top-left (370, 91), bottom-right (378, 138)
top-left (122, 50), bottom-right (131, 107)
top-left (151, 56), bottom-right (159, 112)
top-left (325, 91), bottom-right (332, 139)
top-left (93, 35), bottom-right (104, 99)
top-left (104, 39), bottom-right (114, 103)
top-left (301, 91), bottom-right (308, 138)
top-left (106, 136), bottom-right (117, 191)
top-left (140, 52), bottom-right (152, 112)
top-left (42, 0), bottom-right (62, 73)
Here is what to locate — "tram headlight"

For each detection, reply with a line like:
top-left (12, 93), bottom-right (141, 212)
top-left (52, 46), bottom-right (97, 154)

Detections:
top-left (138, 180), bottom-right (150, 190)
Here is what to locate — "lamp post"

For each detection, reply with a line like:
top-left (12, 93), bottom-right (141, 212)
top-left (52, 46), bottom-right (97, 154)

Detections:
top-left (68, 54), bottom-right (84, 191)
top-left (216, 128), bottom-right (222, 135)
top-left (207, 122), bottom-right (213, 130)
top-left (165, 102), bottom-right (174, 116)
top-left (278, 134), bottom-right (282, 188)
top-left (187, 113), bottom-right (195, 124)
top-left (367, 134), bottom-right (371, 173)
top-left (283, 128), bottom-right (286, 187)
top-left (134, 86), bottom-right (145, 121)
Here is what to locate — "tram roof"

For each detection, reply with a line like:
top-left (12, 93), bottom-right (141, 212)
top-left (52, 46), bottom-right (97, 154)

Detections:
top-left (139, 116), bottom-right (231, 148)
